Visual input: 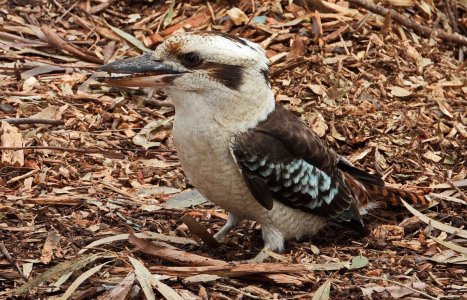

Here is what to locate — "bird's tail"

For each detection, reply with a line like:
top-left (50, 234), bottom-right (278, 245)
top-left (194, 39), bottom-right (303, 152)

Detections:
top-left (365, 184), bottom-right (429, 207)
top-left (342, 171), bottom-right (429, 209)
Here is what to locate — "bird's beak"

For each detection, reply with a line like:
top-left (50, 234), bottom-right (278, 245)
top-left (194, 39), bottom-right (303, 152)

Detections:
top-left (97, 53), bottom-right (183, 87)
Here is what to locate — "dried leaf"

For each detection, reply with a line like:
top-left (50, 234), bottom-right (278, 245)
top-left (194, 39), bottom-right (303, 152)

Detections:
top-left (423, 151), bottom-right (442, 162)
top-left (430, 236), bottom-right (467, 255)
top-left (132, 117), bottom-right (173, 149)
top-left (107, 24), bottom-right (150, 53)
top-left (389, 86), bottom-right (412, 97)
top-left (165, 189), bottom-right (208, 208)
top-left (163, 1), bottom-right (176, 28)
top-left (130, 257), bottom-right (155, 300)
top-left (130, 257), bottom-right (184, 300)
top-left (402, 200), bottom-right (467, 238)
top-left (40, 230), bottom-right (60, 264)
top-left (305, 112), bottom-right (328, 137)
top-left (78, 232), bottom-right (196, 254)
top-left (101, 272), bottom-right (135, 300)
top-left (1, 122), bottom-right (24, 167)
top-left (181, 214), bottom-right (220, 248)
top-left (59, 262), bottom-right (109, 300)
top-left (22, 76), bottom-right (38, 91)
top-left (348, 256), bottom-right (369, 269)
top-left (15, 254), bottom-right (104, 294)
top-left (183, 274), bottom-right (222, 284)
top-left (227, 7), bottom-right (249, 26)
top-left (331, 124), bottom-right (346, 141)
top-left (312, 278), bottom-right (331, 300)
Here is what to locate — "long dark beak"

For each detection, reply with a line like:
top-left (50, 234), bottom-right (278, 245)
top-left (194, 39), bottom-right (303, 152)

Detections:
top-left (97, 53), bottom-right (183, 87)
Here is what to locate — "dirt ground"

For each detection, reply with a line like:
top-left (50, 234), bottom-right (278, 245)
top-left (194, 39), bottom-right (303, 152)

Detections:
top-left (0, 0), bottom-right (466, 299)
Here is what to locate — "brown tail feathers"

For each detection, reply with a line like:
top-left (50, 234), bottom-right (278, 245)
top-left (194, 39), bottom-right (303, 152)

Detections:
top-left (365, 185), bottom-right (429, 207)
top-left (341, 166), bottom-right (429, 208)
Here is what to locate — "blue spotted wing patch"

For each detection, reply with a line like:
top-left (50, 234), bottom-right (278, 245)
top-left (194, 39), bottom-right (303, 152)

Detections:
top-left (239, 154), bottom-right (340, 213)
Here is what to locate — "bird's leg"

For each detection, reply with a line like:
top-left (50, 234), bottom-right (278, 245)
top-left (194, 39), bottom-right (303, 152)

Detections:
top-left (213, 213), bottom-right (243, 242)
top-left (247, 226), bottom-right (285, 263)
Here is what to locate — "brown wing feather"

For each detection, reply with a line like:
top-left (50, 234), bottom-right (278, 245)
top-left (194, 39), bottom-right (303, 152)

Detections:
top-left (232, 105), bottom-right (367, 227)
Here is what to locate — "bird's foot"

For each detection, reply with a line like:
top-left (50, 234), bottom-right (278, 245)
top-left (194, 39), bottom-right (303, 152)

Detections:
top-left (244, 248), bottom-right (272, 263)
top-left (213, 231), bottom-right (228, 243)
top-left (213, 213), bottom-right (243, 243)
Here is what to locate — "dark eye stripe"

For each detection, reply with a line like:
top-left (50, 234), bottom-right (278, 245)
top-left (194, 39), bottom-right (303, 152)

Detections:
top-left (197, 61), bottom-right (244, 91)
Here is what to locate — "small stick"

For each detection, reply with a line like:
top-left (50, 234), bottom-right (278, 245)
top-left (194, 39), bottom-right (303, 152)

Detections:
top-left (89, 0), bottom-right (116, 14)
top-left (128, 234), bottom-right (226, 266)
top-left (348, 0), bottom-right (467, 46)
top-left (448, 179), bottom-right (467, 202)
top-left (0, 242), bottom-right (27, 280)
top-left (355, 275), bottom-right (437, 300)
top-left (0, 146), bottom-right (175, 160)
top-left (444, 0), bottom-right (459, 34)
top-left (41, 25), bottom-right (103, 64)
top-left (0, 118), bottom-right (64, 126)
top-left (0, 146), bottom-right (123, 159)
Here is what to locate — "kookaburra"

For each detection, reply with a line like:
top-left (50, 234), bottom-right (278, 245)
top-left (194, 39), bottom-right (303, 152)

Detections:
top-left (98, 32), bottom-right (428, 253)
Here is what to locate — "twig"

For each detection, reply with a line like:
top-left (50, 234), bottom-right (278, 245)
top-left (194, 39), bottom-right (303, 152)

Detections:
top-left (0, 242), bottom-right (27, 280)
top-left (355, 275), bottom-right (438, 300)
top-left (348, 0), bottom-right (467, 46)
top-left (0, 118), bottom-right (64, 126)
top-left (447, 179), bottom-right (467, 202)
top-left (0, 146), bottom-right (174, 155)
top-left (445, 0), bottom-right (459, 34)
top-left (90, 0), bottom-right (117, 14)
top-left (41, 25), bottom-right (103, 64)
top-left (0, 146), bottom-right (124, 159)
top-left (55, 1), bottom-right (80, 24)
top-left (271, 59), bottom-right (313, 78)
top-left (128, 234), bottom-right (226, 266)
top-left (144, 98), bottom-right (175, 108)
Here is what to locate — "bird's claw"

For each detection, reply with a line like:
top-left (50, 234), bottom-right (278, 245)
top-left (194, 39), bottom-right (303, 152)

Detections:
top-left (244, 249), bottom-right (270, 263)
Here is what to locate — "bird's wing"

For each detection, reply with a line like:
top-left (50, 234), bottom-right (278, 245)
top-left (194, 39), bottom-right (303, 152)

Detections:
top-left (231, 105), bottom-right (382, 229)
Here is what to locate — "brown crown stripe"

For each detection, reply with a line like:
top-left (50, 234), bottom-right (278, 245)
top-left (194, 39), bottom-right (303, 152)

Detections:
top-left (167, 41), bottom-right (183, 57)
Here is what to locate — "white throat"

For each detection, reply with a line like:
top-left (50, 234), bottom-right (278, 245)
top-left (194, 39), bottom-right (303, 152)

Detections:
top-left (167, 84), bottom-right (275, 133)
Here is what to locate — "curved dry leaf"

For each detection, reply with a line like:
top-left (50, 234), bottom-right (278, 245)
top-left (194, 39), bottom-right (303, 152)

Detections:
top-left (227, 7), bottom-right (248, 26)
top-left (429, 193), bottom-right (466, 205)
top-left (107, 24), bottom-right (150, 53)
top-left (78, 232), bottom-right (196, 254)
top-left (430, 179), bottom-right (467, 189)
top-left (59, 262), bottom-right (109, 300)
top-left (312, 278), bottom-right (331, 300)
top-left (389, 86), bottom-right (412, 97)
top-left (132, 117), bottom-right (173, 149)
top-left (303, 256), bottom-right (368, 271)
top-left (130, 257), bottom-right (184, 300)
top-left (101, 272), bottom-right (135, 300)
top-left (165, 189), bottom-right (207, 209)
top-left (130, 257), bottom-right (155, 300)
top-left (15, 254), bottom-right (103, 295)
top-left (430, 236), bottom-right (467, 255)
top-left (402, 200), bottom-right (467, 238)
top-left (348, 256), bottom-right (369, 269)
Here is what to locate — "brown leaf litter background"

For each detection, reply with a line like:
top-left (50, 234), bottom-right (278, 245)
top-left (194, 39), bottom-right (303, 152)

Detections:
top-left (0, 0), bottom-right (466, 299)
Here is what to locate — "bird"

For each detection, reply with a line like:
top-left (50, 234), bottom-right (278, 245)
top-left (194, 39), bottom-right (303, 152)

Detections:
top-left (98, 31), bottom-right (429, 256)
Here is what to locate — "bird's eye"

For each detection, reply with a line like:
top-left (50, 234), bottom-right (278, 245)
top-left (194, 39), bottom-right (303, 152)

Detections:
top-left (181, 52), bottom-right (202, 67)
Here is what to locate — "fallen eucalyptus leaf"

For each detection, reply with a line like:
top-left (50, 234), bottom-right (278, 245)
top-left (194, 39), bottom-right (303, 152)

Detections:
top-left (312, 278), bottom-right (331, 300)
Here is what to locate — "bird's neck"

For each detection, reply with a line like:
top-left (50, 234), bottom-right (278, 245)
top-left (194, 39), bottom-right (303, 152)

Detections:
top-left (169, 86), bottom-right (275, 133)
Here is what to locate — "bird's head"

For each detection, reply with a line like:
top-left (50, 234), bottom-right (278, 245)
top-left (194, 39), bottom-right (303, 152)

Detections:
top-left (99, 32), bottom-right (275, 126)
